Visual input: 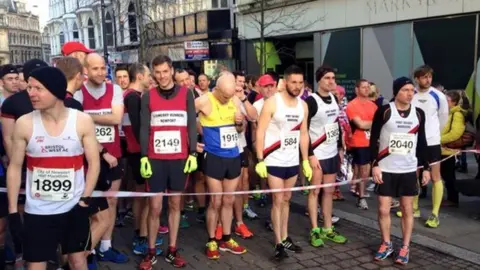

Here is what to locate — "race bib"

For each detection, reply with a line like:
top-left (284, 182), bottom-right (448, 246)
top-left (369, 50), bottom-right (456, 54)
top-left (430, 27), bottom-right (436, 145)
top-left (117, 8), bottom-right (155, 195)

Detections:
top-left (154, 131), bottom-right (181, 154)
top-left (281, 131), bottom-right (300, 151)
top-left (325, 123), bottom-right (339, 144)
top-left (219, 127), bottom-right (238, 149)
top-left (389, 133), bottom-right (415, 155)
top-left (365, 130), bottom-right (371, 140)
top-left (31, 167), bottom-right (75, 201)
top-left (95, 125), bottom-right (115, 143)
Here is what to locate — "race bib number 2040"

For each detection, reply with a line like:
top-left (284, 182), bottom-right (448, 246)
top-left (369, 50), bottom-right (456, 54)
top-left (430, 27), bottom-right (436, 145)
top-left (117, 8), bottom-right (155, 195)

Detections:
top-left (31, 167), bottom-right (75, 201)
top-left (389, 133), bottom-right (415, 155)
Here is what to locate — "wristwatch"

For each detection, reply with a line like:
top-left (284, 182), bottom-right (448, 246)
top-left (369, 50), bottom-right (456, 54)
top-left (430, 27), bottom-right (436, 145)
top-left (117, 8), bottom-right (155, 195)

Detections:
top-left (79, 197), bottom-right (91, 205)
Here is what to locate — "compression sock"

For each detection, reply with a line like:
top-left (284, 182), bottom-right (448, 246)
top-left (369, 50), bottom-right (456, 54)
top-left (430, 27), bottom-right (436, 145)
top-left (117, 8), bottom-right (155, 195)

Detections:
top-left (413, 195), bottom-right (419, 210)
top-left (432, 180), bottom-right (444, 216)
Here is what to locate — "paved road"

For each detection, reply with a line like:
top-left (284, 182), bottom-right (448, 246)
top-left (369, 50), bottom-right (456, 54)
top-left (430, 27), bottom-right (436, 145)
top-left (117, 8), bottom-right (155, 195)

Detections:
top-left (98, 202), bottom-right (480, 270)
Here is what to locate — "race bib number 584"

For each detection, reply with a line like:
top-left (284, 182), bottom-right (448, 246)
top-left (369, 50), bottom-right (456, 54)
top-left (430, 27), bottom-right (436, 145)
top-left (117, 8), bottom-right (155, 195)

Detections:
top-left (31, 167), bottom-right (75, 201)
top-left (281, 131), bottom-right (300, 150)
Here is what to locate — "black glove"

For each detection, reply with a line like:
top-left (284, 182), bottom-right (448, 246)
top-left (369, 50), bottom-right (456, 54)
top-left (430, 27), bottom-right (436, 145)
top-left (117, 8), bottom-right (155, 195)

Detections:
top-left (8, 212), bottom-right (24, 246)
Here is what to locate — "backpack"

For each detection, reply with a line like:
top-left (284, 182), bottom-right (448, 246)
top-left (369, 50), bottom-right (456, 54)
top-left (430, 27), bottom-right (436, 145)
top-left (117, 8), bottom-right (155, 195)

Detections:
top-left (445, 111), bottom-right (475, 149)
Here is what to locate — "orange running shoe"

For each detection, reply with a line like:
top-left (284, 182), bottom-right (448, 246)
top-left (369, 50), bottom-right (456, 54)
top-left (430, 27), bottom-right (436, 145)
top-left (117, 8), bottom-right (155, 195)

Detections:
top-left (235, 223), bottom-right (253, 239)
top-left (215, 225), bottom-right (223, 241)
top-left (205, 241), bottom-right (220, 260)
top-left (219, 239), bottom-right (247, 255)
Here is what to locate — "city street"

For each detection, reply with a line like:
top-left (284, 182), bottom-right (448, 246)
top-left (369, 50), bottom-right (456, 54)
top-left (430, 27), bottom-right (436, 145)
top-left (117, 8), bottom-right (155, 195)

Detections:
top-left (98, 200), bottom-right (480, 270)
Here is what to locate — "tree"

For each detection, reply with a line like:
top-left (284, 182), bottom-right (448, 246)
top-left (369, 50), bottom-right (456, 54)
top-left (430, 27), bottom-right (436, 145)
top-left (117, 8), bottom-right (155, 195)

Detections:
top-left (242, 0), bottom-right (324, 73)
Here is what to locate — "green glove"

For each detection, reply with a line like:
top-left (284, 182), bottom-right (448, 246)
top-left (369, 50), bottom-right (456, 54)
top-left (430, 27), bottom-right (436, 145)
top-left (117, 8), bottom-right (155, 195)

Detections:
top-left (302, 160), bottom-right (313, 182)
top-left (255, 161), bottom-right (268, 178)
top-left (140, 157), bottom-right (152, 179)
top-left (183, 154), bottom-right (198, 173)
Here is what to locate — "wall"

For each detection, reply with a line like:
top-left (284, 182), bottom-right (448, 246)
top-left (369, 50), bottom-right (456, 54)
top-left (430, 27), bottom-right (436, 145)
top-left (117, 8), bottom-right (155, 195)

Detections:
top-left (237, 0), bottom-right (480, 40)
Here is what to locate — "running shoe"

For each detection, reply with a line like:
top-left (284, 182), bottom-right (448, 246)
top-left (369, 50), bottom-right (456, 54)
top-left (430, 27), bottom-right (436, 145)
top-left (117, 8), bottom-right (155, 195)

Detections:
top-left (391, 199), bottom-right (400, 208)
top-left (310, 228), bottom-right (324, 247)
top-left (282, 237), bottom-right (302, 253)
top-left (180, 214), bottom-right (190, 228)
top-left (97, 247), bottom-right (129, 263)
top-left (215, 225), bottom-right (223, 241)
top-left (243, 205), bottom-right (258, 219)
top-left (184, 200), bottom-right (195, 211)
top-left (366, 182), bottom-right (376, 192)
top-left (158, 225), bottom-right (169, 234)
top-left (5, 246), bottom-right (15, 264)
top-left (319, 227), bottom-right (347, 244)
top-left (133, 240), bottom-right (163, 256)
top-left (395, 246), bottom-right (410, 265)
top-left (302, 189), bottom-right (309, 195)
top-left (87, 254), bottom-right (97, 270)
top-left (196, 212), bottom-right (206, 223)
top-left (332, 188), bottom-right (345, 201)
top-left (396, 209), bottom-right (421, 218)
top-left (219, 239), bottom-right (247, 254)
top-left (205, 241), bottom-right (220, 259)
top-left (425, 214), bottom-right (440, 228)
top-left (125, 209), bottom-right (134, 220)
top-left (374, 242), bottom-right (394, 261)
top-left (258, 195), bottom-right (267, 208)
top-left (252, 186), bottom-right (262, 200)
top-left (139, 253), bottom-right (157, 270)
top-left (132, 235), bottom-right (141, 248)
top-left (357, 198), bottom-right (368, 210)
top-left (115, 215), bottom-right (125, 227)
top-left (235, 223), bottom-right (254, 239)
top-left (165, 248), bottom-right (187, 268)
top-left (274, 243), bottom-right (288, 261)
top-left (265, 220), bottom-right (273, 231)
top-left (318, 213), bottom-right (340, 224)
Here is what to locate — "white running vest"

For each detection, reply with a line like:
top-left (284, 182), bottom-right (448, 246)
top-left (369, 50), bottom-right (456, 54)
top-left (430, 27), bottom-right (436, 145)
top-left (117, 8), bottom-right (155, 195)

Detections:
top-left (264, 93), bottom-right (304, 167)
top-left (25, 109), bottom-right (85, 215)
top-left (309, 93), bottom-right (340, 160)
top-left (378, 103), bottom-right (419, 173)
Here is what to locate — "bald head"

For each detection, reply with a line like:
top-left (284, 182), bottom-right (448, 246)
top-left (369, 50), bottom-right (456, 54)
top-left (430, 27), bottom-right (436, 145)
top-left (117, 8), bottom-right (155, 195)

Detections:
top-left (215, 72), bottom-right (236, 101)
top-left (84, 53), bottom-right (107, 86)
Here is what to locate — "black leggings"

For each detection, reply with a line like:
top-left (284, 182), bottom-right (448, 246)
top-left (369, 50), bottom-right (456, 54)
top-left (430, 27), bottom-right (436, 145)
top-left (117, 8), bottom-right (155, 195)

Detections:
top-left (440, 155), bottom-right (458, 204)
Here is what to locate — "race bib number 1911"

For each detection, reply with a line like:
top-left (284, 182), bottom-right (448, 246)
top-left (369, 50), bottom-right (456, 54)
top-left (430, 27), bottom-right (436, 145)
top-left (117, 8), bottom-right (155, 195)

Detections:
top-left (281, 131), bottom-right (300, 150)
top-left (219, 127), bottom-right (238, 149)
top-left (95, 125), bottom-right (115, 143)
top-left (389, 133), bottom-right (415, 155)
top-left (154, 131), bottom-right (181, 154)
top-left (31, 167), bottom-right (75, 201)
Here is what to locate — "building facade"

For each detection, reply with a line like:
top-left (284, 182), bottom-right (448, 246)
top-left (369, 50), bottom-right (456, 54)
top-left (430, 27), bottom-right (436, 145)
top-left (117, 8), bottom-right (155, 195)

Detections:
top-left (0, 0), bottom-right (42, 64)
top-left (235, 0), bottom-right (480, 106)
top-left (41, 26), bottom-right (52, 63)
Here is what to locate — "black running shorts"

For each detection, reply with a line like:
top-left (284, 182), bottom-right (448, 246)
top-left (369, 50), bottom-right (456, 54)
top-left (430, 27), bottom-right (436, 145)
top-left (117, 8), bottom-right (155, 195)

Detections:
top-left (319, 154), bottom-right (340, 175)
top-left (375, 171), bottom-right (418, 197)
top-left (203, 152), bottom-right (241, 180)
top-left (146, 159), bottom-right (188, 192)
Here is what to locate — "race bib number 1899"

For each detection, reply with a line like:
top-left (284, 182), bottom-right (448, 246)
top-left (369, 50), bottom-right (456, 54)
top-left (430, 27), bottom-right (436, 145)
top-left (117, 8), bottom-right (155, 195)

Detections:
top-left (31, 167), bottom-right (75, 201)
top-left (389, 133), bottom-right (415, 155)
top-left (95, 125), bottom-right (115, 143)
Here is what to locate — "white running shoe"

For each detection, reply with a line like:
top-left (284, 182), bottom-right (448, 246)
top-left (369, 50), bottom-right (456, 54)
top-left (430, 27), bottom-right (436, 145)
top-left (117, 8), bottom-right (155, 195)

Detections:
top-left (243, 205), bottom-right (258, 219)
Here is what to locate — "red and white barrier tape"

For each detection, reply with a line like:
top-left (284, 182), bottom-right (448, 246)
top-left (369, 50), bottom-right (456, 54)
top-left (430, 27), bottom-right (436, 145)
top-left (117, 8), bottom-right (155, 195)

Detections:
top-left (0, 149), bottom-right (475, 197)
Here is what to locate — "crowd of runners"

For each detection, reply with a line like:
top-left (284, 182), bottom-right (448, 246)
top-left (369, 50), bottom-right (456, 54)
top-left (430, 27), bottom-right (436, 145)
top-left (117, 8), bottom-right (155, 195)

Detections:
top-left (0, 40), bottom-right (452, 270)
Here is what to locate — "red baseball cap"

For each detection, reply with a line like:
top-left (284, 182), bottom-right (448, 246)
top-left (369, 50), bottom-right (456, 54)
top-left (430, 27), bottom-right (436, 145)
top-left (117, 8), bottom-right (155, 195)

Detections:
top-left (61, 41), bottom-right (93, 56)
top-left (257, 74), bottom-right (276, 87)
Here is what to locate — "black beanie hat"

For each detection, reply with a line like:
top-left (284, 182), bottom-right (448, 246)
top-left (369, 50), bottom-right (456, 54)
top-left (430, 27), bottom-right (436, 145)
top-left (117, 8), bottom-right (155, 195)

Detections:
top-left (0, 64), bottom-right (18, 78)
top-left (23, 59), bottom-right (48, 81)
top-left (29, 67), bottom-right (67, 101)
top-left (393, 77), bottom-right (414, 97)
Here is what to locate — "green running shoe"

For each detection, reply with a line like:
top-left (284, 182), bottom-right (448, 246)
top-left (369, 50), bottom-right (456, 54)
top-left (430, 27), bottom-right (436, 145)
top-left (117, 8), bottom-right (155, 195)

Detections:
top-left (320, 227), bottom-right (347, 244)
top-left (425, 214), bottom-right (439, 228)
top-left (310, 228), bottom-right (324, 247)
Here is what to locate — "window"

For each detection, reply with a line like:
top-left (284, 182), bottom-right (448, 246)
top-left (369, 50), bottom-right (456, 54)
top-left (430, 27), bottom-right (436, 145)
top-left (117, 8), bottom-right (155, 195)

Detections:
top-left (211, 0), bottom-right (228, 8)
top-left (105, 12), bottom-right (114, 46)
top-left (59, 31), bottom-right (65, 47)
top-left (128, 2), bottom-right (138, 42)
top-left (87, 18), bottom-right (95, 49)
top-left (73, 22), bottom-right (79, 40)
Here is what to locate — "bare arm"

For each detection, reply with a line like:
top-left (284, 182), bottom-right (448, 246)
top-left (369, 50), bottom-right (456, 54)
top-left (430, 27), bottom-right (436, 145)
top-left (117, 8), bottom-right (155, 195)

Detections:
top-left (90, 104), bottom-right (124, 125)
top-left (299, 102), bottom-right (309, 161)
top-left (1, 117), bottom-right (15, 159)
top-left (233, 96), bottom-right (245, 133)
top-left (140, 92), bottom-right (151, 157)
top-left (255, 98), bottom-right (275, 160)
top-left (79, 113), bottom-right (100, 197)
top-left (242, 100), bottom-right (258, 121)
top-left (352, 117), bottom-right (372, 130)
top-left (7, 116), bottom-right (28, 213)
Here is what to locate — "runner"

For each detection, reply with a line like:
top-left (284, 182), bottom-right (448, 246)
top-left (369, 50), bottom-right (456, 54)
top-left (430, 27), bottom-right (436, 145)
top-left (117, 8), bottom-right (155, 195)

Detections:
top-left (0, 65), bottom-right (20, 100)
top-left (16, 65), bottom-right (28, 91)
top-left (196, 72), bottom-right (247, 260)
top-left (55, 57), bottom-right (84, 111)
top-left (306, 66), bottom-right (347, 247)
top-left (6, 66), bottom-right (100, 270)
top-left (74, 53), bottom-right (128, 263)
top-left (122, 63), bottom-right (162, 256)
top-left (371, 77), bottom-right (430, 265)
top-left (404, 65), bottom-right (448, 228)
top-left (346, 79), bottom-right (377, 210)
top-left (138, 55), bottom-right (198, 269)
top-left (255, 65), bottom-right (312, 260)
top-left (61, 41), bottom-right (93, 66)
top-left (198, 73), bottom-right (211, 94)
top-left (115, 66), bottom-right (130, 90)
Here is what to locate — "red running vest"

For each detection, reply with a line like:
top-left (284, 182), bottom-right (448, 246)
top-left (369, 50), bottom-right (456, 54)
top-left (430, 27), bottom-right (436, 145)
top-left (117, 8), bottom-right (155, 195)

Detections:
top-left (147, 87), bottom-right (189, 160)
top-left (81, 83), bottom-right (122, 158)
top-left (122, 89), bottom-right (141, 153)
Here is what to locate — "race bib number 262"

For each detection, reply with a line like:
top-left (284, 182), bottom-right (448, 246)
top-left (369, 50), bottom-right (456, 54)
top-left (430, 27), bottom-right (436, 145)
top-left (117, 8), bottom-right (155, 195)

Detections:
top-left (95, 125), bottom-right (115, 143)
top-left (31, 167), bottom-right (75, 201)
